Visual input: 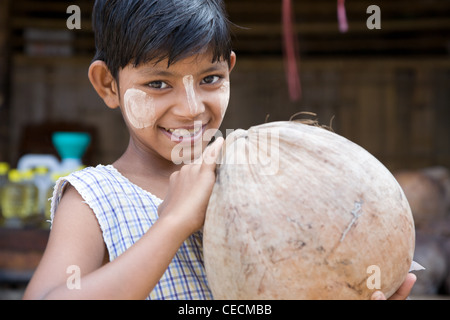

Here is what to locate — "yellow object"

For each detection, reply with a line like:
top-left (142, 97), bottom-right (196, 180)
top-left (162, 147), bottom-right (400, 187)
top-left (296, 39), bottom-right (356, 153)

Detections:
top-left (0, 162), bottom-right (9, 175)
top-left (8, 169), bottom-right (22, 183)
top-left (21, 169), bottom-right (39, 219)
top-left (2, 170), bottom-right (24, 220)
top-left (34, 166), bottom-right (49, 175)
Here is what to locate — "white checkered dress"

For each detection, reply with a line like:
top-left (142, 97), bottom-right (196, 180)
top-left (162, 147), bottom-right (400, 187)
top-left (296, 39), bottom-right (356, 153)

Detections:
top-left (50, 165), bottom-right (213, 300)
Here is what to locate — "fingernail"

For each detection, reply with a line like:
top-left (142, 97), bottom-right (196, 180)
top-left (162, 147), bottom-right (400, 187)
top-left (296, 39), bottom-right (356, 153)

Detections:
top-left (214, 136), bottom-right (224, 145)
top-left (371, 291), bottom-right (384, 300)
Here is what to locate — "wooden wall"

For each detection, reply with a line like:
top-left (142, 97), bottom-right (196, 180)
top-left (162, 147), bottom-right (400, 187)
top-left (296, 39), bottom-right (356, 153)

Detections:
top-left (225, 57), bottom-right (450, 171)
top-left (8, 55), bottom-right (450, 171)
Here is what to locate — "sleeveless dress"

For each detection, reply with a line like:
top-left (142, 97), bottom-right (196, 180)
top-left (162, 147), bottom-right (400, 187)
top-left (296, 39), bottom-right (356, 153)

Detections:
top-left (50, 164), bottom-right (213, 300)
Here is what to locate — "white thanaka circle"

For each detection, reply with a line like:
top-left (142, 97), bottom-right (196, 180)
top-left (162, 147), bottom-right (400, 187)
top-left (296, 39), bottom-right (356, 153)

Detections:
top-left (219, 80), bottom-right (230, 118)
top-left (124, 88), bottom-right (156, 129)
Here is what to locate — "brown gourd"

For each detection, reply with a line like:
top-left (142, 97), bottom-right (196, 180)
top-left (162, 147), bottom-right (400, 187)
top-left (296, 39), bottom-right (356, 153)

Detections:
top-left (203, 121), bottom-right (415, 300)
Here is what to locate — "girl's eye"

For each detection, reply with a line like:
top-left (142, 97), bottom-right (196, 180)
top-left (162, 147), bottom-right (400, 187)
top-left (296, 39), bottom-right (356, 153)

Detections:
top-left (202, 75), bottom-right (220, 85)
top-left (148, 81), bottom-right (169, 89)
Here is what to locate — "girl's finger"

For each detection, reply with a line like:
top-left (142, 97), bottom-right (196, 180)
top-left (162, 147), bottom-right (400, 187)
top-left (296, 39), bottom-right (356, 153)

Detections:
top-left (201, 137), bottom-right (224, 169)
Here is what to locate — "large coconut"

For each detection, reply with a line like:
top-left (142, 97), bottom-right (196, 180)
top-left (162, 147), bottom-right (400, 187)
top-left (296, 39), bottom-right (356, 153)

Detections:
top-left (203, 121), bottom-right (415, 300)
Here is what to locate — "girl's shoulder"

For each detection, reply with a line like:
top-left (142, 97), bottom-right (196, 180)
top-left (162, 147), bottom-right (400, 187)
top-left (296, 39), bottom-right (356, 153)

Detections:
top-left (50, 164), bottom-right (162, 223)
top-left (51, 165), bottom-right (120, 207)
top-left (57, 164), bottom-right (161, 201)
top-left (66, 164), bottom-right (120, 185)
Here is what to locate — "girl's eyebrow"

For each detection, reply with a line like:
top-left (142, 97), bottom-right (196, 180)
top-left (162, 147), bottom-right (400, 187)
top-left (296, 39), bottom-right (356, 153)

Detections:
top-left (136, 63), bottom-right (227, 78)
top-left (199, 65), bottom-right (228, 75)
top-left (137, 68), bottom-right (173, 78)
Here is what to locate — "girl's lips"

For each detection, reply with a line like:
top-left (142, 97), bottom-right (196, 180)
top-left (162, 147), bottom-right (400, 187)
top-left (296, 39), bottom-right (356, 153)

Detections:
top-left (159, 123), bottom-right (207, 143)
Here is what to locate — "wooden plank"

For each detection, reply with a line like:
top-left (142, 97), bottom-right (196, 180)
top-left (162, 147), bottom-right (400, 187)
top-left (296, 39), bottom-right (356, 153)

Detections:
top-left (432, 69), bottom-right (450, 166)
top-left (409, 69), bottom-right (434, 156)
top-left (384, 69), bottom-right (399, 168)
top-left (11, 0), bottom-right (94, 15)
top-left (12, 1), bottom-right (80, 13)
top-left (234, 35), bottom-right (449, 55)
top-left (393, 68), bottom-right (414, 163)
top-left (11, 18), bottom-right (93, 30)
top-left (334, 70), bottom-right (358, 140)
top-left (0, 250), bottom-right (43, 271)
top-left (226, 0), bottom-right (450, 19)
top-left (233, 18), bottom-right (450, 36)
top-left (355, 81), bottom-right (385, 156)
top-left (0, 228), bottom-right (49, 252)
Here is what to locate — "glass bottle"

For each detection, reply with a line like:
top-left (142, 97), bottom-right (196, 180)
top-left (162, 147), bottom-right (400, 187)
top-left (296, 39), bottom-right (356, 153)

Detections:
top-left (1, 169), bottom-right (24, 228)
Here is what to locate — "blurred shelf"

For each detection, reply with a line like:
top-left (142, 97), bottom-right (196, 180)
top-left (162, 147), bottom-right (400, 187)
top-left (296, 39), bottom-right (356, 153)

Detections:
top-left (0, 227), bottom-right (49, 284)
top-left (0, 227), bottom-right (49, 252)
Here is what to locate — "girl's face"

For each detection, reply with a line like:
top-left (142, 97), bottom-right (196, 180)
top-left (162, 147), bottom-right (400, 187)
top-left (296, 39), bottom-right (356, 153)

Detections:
top-left (117, 51), bottom-right (236, 164)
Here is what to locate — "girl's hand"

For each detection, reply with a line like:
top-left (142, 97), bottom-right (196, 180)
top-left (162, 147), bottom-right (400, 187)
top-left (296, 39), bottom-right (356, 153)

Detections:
top-left (371, 273), bottom-right (417, 300)
top-left (157, 137), bottom-right (224, 235)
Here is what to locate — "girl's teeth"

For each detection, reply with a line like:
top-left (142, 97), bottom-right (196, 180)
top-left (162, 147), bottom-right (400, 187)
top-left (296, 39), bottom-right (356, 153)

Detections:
top-left (167, 127), bottom-right (202, 138)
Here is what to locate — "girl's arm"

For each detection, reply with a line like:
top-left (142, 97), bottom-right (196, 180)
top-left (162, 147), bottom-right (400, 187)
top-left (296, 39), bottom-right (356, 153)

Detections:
top-left (23, 137), bottom-right (224, 300)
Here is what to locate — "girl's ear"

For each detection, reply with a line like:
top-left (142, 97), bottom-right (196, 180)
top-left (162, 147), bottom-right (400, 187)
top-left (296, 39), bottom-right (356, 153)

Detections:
top-left (229, 51), bottom-right (237, 73)
top-left (88, 60), bottom-right (120, 109)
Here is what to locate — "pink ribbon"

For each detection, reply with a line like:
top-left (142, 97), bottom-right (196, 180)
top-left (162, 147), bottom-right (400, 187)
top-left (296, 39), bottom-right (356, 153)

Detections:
top-left (337, 0), bottom-right (349, 33)
top-left (282, 0), bottom-right (301, 101)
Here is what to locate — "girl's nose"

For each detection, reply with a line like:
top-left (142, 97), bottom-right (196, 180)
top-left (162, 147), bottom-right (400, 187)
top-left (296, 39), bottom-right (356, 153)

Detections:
top-left (179, 75), bottom-right (205, 117)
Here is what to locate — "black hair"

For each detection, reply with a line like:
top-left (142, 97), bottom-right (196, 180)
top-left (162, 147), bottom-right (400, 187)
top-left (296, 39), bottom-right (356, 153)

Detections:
top-left (92, 0), bottom-right (233, 79)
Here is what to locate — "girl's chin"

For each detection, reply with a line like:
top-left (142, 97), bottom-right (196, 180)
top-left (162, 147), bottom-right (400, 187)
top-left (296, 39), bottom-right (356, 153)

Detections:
top-left (168, 144), bottom-right (206, 165)
top-left (160, 137), bottom-right (209, 165)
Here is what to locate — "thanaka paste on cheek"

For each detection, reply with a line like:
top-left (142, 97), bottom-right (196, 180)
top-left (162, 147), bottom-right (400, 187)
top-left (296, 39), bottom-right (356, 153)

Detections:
top-left (219, 80), bottom-right (230, 118)
top-left (183, 75), bottom-right (200, 115)
top-left (124, 88), bottom-right (156, 129)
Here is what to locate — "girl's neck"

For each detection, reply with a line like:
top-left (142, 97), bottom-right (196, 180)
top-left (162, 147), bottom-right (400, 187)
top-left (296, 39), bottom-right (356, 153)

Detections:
top-left (112, 139), bottom-right (181, 199)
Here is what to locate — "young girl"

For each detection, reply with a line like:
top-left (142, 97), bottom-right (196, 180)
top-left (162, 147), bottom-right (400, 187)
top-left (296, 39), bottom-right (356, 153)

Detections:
top-left (24, 0), bottom-right (233, 300)
top-left (24, 0), bottom-right (415, 300)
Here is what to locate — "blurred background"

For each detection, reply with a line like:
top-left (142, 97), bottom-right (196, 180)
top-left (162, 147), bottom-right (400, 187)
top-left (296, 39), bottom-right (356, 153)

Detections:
top-left (0, 0), bottom-right (449, 299)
